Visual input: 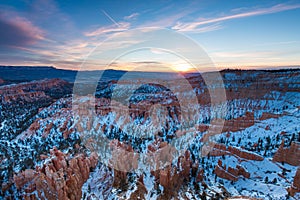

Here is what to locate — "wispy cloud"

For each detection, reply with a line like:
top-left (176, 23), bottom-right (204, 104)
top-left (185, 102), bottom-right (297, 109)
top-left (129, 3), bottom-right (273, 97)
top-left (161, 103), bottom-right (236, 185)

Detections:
top-left (0, 10), bottom-right (44, 48)
top-left (209, 50), bottom-right (299, 68)
top-left (142, 6), bottom-right (198, 28)
top-left (84, 22), bottom-right (130, 37)
top-left (212, 51), bottom-right (279, 58)
top-left (28, 0), bottom-right (77, 36)
top-left (254, 40), bottom-right (300, 47)
top-left (124, 12), bottom-right (139, 20)
top-left (173, 3), bottom-right (300, 32)
top-left (173, 23), bottom-right (223, 33)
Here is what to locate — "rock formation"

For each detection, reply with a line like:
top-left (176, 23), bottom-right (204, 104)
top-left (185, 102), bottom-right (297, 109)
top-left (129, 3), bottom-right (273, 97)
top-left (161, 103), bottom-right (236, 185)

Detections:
top-left (13, 148), bottom-right (98, 200)
top-left (288, 167), bottom-right (300, 196)
top-left (0, 79), bottom-right (71, 104)
top-left (209, 143), bottom-right (264, 161)
top-left (214, 160), bottom-right (250, 182)
top-left (273, 140), bottom-right (300, 166)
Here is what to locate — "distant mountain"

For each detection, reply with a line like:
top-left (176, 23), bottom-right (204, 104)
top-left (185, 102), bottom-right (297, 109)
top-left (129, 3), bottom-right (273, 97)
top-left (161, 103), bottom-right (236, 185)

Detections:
top-left (2, 65), bottom-right (299, 86)
top-left (0, 66), bottom-right (190, 84)
top-left (0, 66), bottom-right (77, 83)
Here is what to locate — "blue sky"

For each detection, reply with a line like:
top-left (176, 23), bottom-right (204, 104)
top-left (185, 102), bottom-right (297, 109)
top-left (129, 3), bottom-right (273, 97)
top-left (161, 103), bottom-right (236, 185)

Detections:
top-left (0, 0), bottom-right (300, 71)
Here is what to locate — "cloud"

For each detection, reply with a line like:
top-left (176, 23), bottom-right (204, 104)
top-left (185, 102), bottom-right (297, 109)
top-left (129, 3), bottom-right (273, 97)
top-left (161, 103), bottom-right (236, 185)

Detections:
top-left (210, 50), bottom-right (292, 68)
top-left (0, 11), bottom-right (44, 48)
top-left (211, 51), bottom-right (279, 58)
top-left (124, 12), bottom-right (139, 20)
top-left (84, 22), bottom-right (130, 37)
top-left (173, 23), bottom-right (223, 33)
top-left (254, 40), bottom-right (300, 47)
top-left (142, 8), bottom-right (196, 28)
top-left (173, 3), bottom-right (300, 32)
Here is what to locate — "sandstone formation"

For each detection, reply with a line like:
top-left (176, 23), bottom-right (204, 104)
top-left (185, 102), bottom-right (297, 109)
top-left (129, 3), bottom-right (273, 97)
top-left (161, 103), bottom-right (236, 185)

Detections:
top-left (214, 160), bottom-right (250, 182)
top-left (156, 151), bottom-right (204, 196)
top-left (273, 140), bottom-right (300, 166)
top-left (0, 79), bottom-right (71, 104)
top-left (259, 112), bottom-right (281, 120)
top-left (226, 197), bottom-right (263, 200)
top-left (129, 176), bottom-right (147, 199)
top-left (158, 151), bottom-right (191, 191)
top-left (13, 148), bottom-right (98, 200)
top-left (222, 112), bottom-right (255, 132)
top-left (209, 143), bottom-right (264, 161)
top-left (293, 168), bottom-right (300, 191)
top-left (288, 167), bottom-right (300, 196)
top-left (108, 144), bottom-right (204, 198)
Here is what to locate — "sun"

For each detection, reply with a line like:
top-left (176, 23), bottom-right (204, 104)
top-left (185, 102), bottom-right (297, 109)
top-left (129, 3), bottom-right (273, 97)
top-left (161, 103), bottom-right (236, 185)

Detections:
top-left (173, 63), bottom-right (193, 72)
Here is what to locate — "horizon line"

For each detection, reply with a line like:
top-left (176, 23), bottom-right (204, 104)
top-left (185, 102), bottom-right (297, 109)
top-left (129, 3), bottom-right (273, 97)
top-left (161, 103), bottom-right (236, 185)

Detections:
top-left (1, 64), bottom-right (300, 73)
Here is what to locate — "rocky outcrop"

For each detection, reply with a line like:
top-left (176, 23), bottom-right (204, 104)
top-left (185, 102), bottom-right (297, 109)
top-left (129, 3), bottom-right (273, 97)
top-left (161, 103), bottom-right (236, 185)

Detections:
top-left (288, 168), bottom-right (300, 196)
top-left (259, 112), bottom-right (281, 120)
top-left (294, 168), bottom-right (300, 191)
top-left (156, 151), bottom-right (205, 196)
top-left (227, 197), bottom-right (263, 200)
top-left (111, 145), bottom-right (203, 198)
top-left (0, 79), bottom-right (72, 142)
top-left (159, 151), bottom-right (191, 191)
top-left (13, 148), bottom-right (98, 200)
top-left (273, 141), bottom-right (300, 166)
top-left (0, 78), bottom-right (71, 104)
top-left (214, 160), bottom-right (250, 182)
top-left (209, 143), bottom-right (264, 161)
top-left (109, 140), bottom-right (199, 197)
top-left (107, 140), bottom-right (139, 189)
top-left (129, 179), bottom-right (147, 199)
top-left (222, 112), bottom-right (255, 132)
top-left (199, 110), bottom-right (282, 139)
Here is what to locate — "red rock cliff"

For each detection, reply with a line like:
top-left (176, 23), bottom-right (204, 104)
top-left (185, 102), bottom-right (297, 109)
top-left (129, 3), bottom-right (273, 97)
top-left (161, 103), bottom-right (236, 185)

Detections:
top-left (13, 148), bottom-right (98, 200)
top-left (273, 141), bottom-right (300, 166)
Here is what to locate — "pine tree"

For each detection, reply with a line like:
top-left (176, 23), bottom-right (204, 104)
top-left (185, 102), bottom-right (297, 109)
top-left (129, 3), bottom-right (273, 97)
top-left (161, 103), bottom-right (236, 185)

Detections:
top-left (264, 176), bottom-right (268, 183)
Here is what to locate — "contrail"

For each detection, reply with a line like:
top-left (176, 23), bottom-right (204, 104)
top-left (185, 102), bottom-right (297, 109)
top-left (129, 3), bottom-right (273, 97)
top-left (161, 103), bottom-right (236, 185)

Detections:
top-left (101, 9), bottom-right (120, 27)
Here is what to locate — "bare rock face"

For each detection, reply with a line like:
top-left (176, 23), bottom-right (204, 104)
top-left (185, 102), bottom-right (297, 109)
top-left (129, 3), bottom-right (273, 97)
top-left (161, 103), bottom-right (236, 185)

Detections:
top-left (288, 167), bottom-right (300, 196)
top-left (129, 179), bottom-right (147, 200)
top-left (209, 143), bottom-right (264, 161)
top-left (214, 159), bottom-right (250, 182)
top-left (0, 79), bottom-right (71, 104)
top-left (273, 140), bottom-right (300, 166)
top-left (294, 168), bottom-right (300, 190)
top-left (108, 139), bottom-right (140, 190)
top-left (157, 151), bottom-right (203, 195)
top-left (13, 148), bottom-right (98, 200)
top-left (222, 112), bottom-right (255, 132)
top-left (259, 112), bottom-right (281, 120)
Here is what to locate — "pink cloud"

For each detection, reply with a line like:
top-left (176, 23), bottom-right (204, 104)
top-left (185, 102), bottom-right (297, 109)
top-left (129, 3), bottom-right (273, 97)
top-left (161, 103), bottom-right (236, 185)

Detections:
top-left (84, 22), bottom-right (130, 37)
top-left (0, 11), bottom-right (44, 47)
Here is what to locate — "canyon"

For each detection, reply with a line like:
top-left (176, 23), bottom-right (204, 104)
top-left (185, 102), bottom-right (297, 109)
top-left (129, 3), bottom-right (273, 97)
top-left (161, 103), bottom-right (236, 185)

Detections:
top-left (0, 69), bottom-right (300, 199)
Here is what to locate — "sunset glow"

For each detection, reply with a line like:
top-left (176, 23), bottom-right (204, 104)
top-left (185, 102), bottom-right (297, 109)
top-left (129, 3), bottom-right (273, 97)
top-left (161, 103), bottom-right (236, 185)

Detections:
top-left (173, 63), bottom-right (193, 72)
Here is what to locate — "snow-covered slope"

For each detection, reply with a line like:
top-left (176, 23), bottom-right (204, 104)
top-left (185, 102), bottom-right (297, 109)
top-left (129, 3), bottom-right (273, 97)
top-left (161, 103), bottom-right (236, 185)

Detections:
top-left (1, 69), bottom-right (300, 199)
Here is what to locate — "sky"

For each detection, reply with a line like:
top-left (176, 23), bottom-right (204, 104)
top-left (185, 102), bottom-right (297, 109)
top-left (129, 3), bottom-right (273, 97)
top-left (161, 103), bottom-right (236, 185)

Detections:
top-left (0, 0), bottom-right (300, 72)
